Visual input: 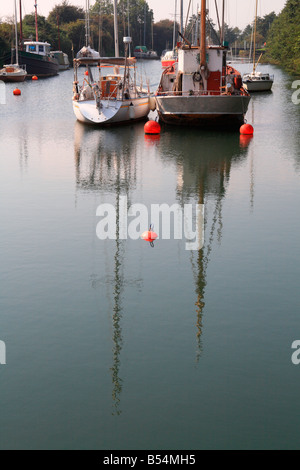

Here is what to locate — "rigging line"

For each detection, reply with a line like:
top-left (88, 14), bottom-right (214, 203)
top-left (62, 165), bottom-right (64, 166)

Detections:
top-left (214, 0), bottom-right (222, 41)
top-left (184, 0), bottom-right (193, 37)
top-left (207, 17), bottom-right (221, 46)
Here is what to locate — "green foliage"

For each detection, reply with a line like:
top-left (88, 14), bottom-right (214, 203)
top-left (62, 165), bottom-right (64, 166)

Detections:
top-left (267, 0), bottom-right (300, 74)
top-left (3, 0), bottom-right (294, 72)
top-left (224, 25), bottom-right (242, 46)
top-left (61, 19), bottom-right (85, 54)
top-left (153, 19), bottom-right (176, 54)
top-left (239, 12), bottom-right (277, 47)
top-left (0, 21), bottom-right (13, 58)
top-left (47, 1), bottom-right (84, 25)
top-left (22, 14), bottom-right (58, 45)
top-left (90, 0), bottom-right (154, 55)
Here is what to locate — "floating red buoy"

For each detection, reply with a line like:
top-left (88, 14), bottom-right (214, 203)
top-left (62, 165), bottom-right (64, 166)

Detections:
top-left (13, 88), bottom-right (21, 95)
top-left (142, 230), bottom-right (158, 242)
top-left (240, 123), bottom-right (254, 135)
top-left (84, 70), bottom-right (89, 76)
top-left (32, 75), bottom-right (38, 80)
top-left (144, 120), bottom-right (161, 135)
top-left (141, 225), bottom-right (158, 243)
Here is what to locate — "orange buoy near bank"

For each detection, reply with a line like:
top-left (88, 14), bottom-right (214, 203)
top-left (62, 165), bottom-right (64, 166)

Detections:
top-left (13, 88), bottom-right (21, 95)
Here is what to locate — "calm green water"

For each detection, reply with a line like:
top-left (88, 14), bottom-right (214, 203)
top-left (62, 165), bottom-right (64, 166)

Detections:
top-left (0, 61), bottom-right (300, 450)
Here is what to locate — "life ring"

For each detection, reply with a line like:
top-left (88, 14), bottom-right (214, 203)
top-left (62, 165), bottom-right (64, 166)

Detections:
top-left (193, 71), bottom-right (202, 83)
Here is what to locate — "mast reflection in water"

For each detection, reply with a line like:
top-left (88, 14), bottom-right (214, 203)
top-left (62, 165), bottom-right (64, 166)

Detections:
top-left (73, 121), bottom-right (252, 410)
top-left (74, 121), bottom-right (144, 415)
top-left (160, 130), bottom-right (250, 358)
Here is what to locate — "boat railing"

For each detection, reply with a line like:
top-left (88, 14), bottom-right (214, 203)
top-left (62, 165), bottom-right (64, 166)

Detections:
top-left (155, 89), bottom-right (246, 97)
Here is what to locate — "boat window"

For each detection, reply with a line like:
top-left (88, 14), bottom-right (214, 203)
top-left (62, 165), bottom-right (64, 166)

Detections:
top-left (39, 45), bottom-right (44, 53)
top-left (28, 45), bottom-right (36, 52)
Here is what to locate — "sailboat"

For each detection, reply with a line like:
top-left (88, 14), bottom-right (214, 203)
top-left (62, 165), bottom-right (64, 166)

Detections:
top-left (155, 0), bottom-right (251, 128)
top-left (160, 0), bottom-right (178, 68)
top-left (5, 1), bottom-right (59, 78)
top-left (72, 0), bottom-right (153, 126)
top-left (242, 0), bottom-right (274, 92)
top-left (133, 4), bottom-right (158, 60)
top-left (161, 49), bottom-right (177, 68)
top-left (76, 0), bottom-right (100, 60)
top-left (0, 0), bottom-right (27, 82)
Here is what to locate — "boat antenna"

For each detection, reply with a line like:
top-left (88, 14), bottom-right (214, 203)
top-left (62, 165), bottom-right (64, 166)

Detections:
top-left (34, 1), bottom-right (38, 42)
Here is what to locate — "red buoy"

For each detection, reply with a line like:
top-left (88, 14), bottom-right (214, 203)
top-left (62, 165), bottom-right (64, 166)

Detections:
top-left (144, 120), bottom-right (161, 135)
top-left (84, 70), bottom-right (89, 76)
top-left (240, 123), bottom-right (254, 135)
top-left (32, 75), bottom-right (38, 80)
top-left (13, 88), bottom-right (21, 95)
top-left (141, 225), bottom-right (158, 243)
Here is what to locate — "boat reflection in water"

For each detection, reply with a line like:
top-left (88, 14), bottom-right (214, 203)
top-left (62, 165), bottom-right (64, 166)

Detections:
top-left (74, 121), bottom-right (144, 415)
top-left (159, 130), bottom-right (251, 357)
top-left (73, 121), bottom-right (252, 409)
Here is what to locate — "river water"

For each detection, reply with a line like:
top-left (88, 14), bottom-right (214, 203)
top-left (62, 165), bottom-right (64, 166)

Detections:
top-left (0, 60), bottom-right (300, 450)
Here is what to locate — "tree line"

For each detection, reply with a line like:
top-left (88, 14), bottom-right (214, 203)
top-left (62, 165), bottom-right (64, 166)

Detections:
top-left (0, 0), bottom-right (299, 74)
top-left (267, 0), bottom-right (300, 74)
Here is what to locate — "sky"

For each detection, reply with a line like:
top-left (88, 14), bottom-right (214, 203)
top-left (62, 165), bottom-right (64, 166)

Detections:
top-left (0, 0), bottom-right (287, 30)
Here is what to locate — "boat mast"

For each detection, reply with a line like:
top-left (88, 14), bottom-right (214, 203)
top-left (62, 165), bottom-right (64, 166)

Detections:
top-left (19, 0), bottom-right (23, 49)
top-left (200, 0), bottom-right (206, 67)
top-left (143, 3), bottom-right (146, 46)
top-left (180, 0), bottom-right (183, 35)
top-left (172, 0), bottom-right (177, 50)
top-left (14, 0), bottom-right (19, 65)
top-left (85, 0), bottom-right (91, 47)
top-left (253, 0), bottom-right (258, 72)
top-left (113, 0), bottom-right (119, 57)
top-left (34, 1), bottom-right (38, 42)
top-left (221, 0), bottom-right (225, 44)
top-left (127, 0), bottom-right (131, 56)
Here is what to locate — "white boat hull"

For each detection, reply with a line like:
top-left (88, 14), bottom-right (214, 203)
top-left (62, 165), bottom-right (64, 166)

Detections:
top-left (155, 94), bottom-right (251, 127)
top-left (73, 96), bottom-right (150, 125)
top-left (243, 80), bottom-right (273, 92)
top-left (0, 65), bottom-right (27, 82)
